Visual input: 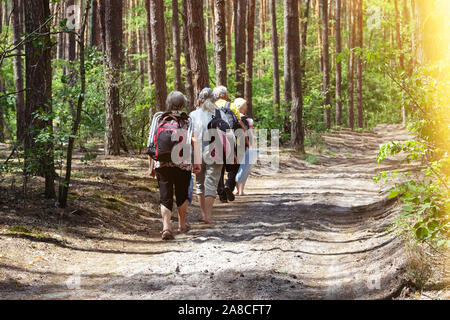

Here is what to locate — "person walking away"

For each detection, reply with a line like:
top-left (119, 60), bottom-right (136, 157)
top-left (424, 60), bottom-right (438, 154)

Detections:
top-left (212, 86), bottom-right (248, 202)
top-left (147, 91), bottom-right (201, 240)
top-left (234, 98), bottom-right (257, 196)
top-left (189, 88), bottom-right (230, 223)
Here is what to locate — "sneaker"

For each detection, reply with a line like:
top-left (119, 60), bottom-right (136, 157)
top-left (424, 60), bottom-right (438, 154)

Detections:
top-left (224, 187), bottom-right (235, 202)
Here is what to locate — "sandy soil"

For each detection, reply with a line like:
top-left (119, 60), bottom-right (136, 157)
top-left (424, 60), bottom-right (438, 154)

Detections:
top-left (0, 124), bottom-right (448, 299)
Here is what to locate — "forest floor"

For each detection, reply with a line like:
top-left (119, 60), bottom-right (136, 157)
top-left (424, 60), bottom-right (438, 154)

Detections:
top-left (0, 124), bottom-right (448, 300)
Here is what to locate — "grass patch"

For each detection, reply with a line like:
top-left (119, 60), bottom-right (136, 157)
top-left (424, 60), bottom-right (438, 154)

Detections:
top-left (303, 154), bottom-right (319, 165)
top-left (9, 225), bottom-right (32, 234)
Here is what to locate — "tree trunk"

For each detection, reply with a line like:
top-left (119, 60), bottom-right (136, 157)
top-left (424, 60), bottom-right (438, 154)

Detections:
top-left (356, 0), bottom-right (363, 128)
top-left (186, 0), bottom-right (210, 104)
top-left (234, 0), bottom-right (246, 97)
top-left (225, 0), bottom-right (232, 63)
top-left (59, 2), bottom-right (90, 208)
top-left (335, 0), bottom-right (342, 126)
top-left (283, 2), bottom-right (291, 105)
top-left (300, 0), bottom-right (310, 90)
top-left (320, 0), bottom-right (331, 129)
top-left (66, 0), bottom-right (76, 61)
top-left (24, 0), bottom-right (55, 198)
top-left (347, 0), bottom-right (355, 129)
top-left (214, 0), bottom-right (227, 86)
top-left (269, 0), bottom-right (280, 110)
top-left (90, 0), bottom-right (100, 47)
top-left (244, 0), bottom-right (256, 116)
top-left (149, 0), bottom-right (167, 111)
top-left (144, 0), bottom-right (155, 85)
top-left (182, 0), bottom-right (194, 109)
top-left (104, 0), bottom-right (123, 155)
top-left (171, 0), bottom-right (182, 91)
top-left (285, 0), bottom-right (304, 152)
top-left (12, 0), bottom-right (25, 141)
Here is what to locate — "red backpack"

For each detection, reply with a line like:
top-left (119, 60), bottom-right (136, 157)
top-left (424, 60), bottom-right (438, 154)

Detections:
top-left (146, 112), bottom-right (189, 162)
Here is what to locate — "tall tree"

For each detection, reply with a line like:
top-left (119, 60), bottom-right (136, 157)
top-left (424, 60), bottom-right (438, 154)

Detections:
top-left (24, 0), bottom-right (55, 198)
top-left (149, 0), bottom-right (167, 111)
top-left (12, 0), bottom-right (25, 141)
top-left (234, 0), bottom-right (246, 97)
top-left (144, 0), bottom-right (155, 85)
top-left (394, 0), bottom-right (407, 126)
top-left (214, 0), bottom-right (227, 86)
top-left (356, 0), bottom-right (363, 128)
top-left (181, 0), bottom-right (194, 108)
top-left (90, 0), bottom-right (100, 47)
top-left (300, 0), bottom-right (310, 88)
top-left (335, 0), bottom-right (343, 125)
top-left (172, 0), bottom-right (182, 91)
top-left (186, 0), bottom-right (210, 103)
top-left (244, 0), bottom-right (256, 116)
top-left (285, 0), bottom-right (304, 152)
top-left (283, 2), bottom-right (291, 105)
top-left (347, 0), bottom-right (355, 129)
top-left (269, 0), bottom-right (280, 110)
top-left (104, 0), bottom-right (123, 155)
top-left (66, 0), bottom-right (76, 62)
top-left (225, 0), bottom-right (232, 63)
top-left (320, 0), bottom-right (331, 129)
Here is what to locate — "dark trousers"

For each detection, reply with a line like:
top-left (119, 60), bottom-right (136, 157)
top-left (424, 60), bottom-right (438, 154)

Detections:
top-left (217, 164), bottom-right (240, 199)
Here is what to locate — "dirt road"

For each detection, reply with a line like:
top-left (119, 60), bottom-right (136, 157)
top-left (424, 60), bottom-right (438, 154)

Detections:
top-left (0, 124), bottom-right (414, 299)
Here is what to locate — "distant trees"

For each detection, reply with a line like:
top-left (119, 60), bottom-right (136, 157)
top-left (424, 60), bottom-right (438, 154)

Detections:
top-left (320, 0), bottom-right (331, 129)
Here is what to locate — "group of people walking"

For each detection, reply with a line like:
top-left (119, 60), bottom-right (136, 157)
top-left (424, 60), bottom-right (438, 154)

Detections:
top-left (147, 86), bottom-right (256, 240)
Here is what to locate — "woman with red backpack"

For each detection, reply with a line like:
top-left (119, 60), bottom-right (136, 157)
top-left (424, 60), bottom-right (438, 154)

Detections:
top-left (147, 91), bottom-right (201, 240)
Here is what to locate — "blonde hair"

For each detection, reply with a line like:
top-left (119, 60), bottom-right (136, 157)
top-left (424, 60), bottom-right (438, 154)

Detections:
top-left (201, 99), bottom-right (216, 113)
top-left (234, 98), bottom-right (247, 112)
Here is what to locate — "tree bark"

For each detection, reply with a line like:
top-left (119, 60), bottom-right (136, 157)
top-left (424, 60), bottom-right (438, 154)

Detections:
top-left (186, 0), bottom-right (210, 105)
top-left (320, 0), bottom-right (331, 129)
top-left (285, 0), bottom-right (304, 152)
top-left (24, 0), bottom-right (55, 198)
top-left (144, 0), bottom-right (155, 85)
top-left (66, 0), bottom-right (76, 61)
top-left (347, 0), bottom-right (355, 129)
top-left (149, 0), bottom-right (167, 111)
top-left (234, 0), bottom-right (246, 97)
top-left (283, 2), bottom-right (291, 105)
top-left (269, 0), bottom-right (280, 110)
top-left (104, 0), bottom-right (123, 155)
top-left (356, 0), bottom-right (363, 128)
top-left (300, 0), bottom-right (310, 90)
top-left (12, 0), bottom-right (25, 141)
top-left (182, 0), bottom-right (194, 109)
top-left (244, 0), bottom-right (256, 116)
top-left (225, 0), bottom-right (232, 63)
top-left (172, 0), bottom-right (182, 91)
top-left (335, 0), bottom-right (342, 126)
top-left (214, 0), bottom-right (227, 86)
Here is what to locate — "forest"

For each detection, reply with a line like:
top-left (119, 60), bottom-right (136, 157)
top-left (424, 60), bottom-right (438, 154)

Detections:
top-left (0, 0), bottom-right (448, 300)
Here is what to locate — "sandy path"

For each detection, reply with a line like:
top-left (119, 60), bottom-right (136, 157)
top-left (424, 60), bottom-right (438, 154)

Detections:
top-left (1, 124), bottom-right (413, 299)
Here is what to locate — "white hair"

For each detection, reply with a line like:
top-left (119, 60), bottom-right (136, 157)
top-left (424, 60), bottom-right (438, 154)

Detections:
top-left (213, 86), bottom-right (228, 100)
top-left (234, 98), bottom-right (247, 111)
